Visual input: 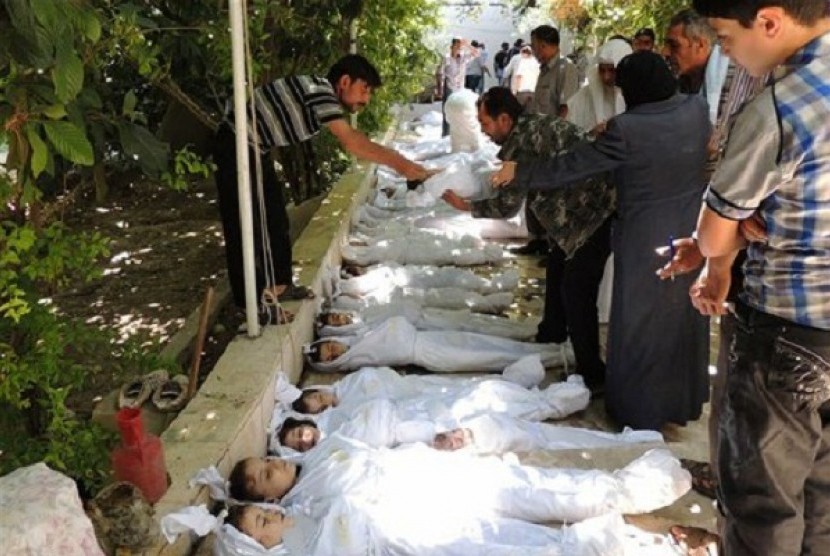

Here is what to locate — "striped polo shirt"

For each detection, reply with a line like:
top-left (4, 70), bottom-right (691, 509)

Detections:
top-left (705, 32), bottom-right (830, 329)
top-left (225, 75), bottom-right (345, 150)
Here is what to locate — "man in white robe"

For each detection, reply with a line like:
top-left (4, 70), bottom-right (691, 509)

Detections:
top-left (566, 38), bottom-right (632, 134)
top-left (304, 316), bottom-right (573, 373)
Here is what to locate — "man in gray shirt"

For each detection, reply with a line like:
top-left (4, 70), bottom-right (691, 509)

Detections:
top-left (528, 25), bottom-right (579, 118)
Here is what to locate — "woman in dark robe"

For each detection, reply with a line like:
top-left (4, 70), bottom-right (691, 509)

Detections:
top-left (494, 51), bottom-right (711, 430)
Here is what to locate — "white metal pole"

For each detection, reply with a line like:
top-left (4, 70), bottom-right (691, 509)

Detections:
top-left (349, 18), bottom-right (359, 129)
top-left (229, 0), bottom-right (260, 337)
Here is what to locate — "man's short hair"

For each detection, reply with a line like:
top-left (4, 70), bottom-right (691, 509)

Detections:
top-left (634, 27), bottom-right (656, 40)
top-left (501, 42), bottom-right (510, 49)
top-left (513, 38), bottom-right (524, 47)
top-left (229, 458), bottom-right (262, 502)
top-left (669, 9), bottom-right (718, 44)
top-left (693, 0), bottom-right (828, 27)
top-left (292, 388), bottom-right (319, 413)
top-left (478, 87), bottom-right (523, 123)
top-left (277, 417), bottom-right (318, 445)
top-left (326, 54), bottom-right (382, 88)
top-left (530, 25), bottom-right (561, 46)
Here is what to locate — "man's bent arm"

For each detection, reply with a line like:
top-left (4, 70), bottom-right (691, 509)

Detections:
top-left (327, 119), bottom-right (426, 180)
top-left (696, 205), bottom-right (746, 258)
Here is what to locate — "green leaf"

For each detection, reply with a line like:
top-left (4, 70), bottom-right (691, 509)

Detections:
top-left (25, 125), bottom-right (49, 178)
top-left (81, 11), bottom-right (102, 43)
top-left (52, 47), bottom-right (84, 103)
top-left (42, 104), bottom-right (67, 120)
top-left (122, 90), bottom-right (137, 116)
top-left (42, 121), bottom-right (94, 166)
top-left (31, 0), bottom-right (63, 34)
top-left (117, 122), bottom-right (170, 177)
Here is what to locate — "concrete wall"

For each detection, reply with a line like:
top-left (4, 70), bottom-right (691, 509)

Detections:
top-left (147, 156), bottom-right (380, 555)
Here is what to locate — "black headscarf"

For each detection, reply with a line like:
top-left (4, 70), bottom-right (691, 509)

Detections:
top-left (615, 51), bottom-right (678, 109)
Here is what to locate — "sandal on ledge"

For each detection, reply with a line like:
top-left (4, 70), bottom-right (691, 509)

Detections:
top-left (280, 284), bottom-right (315, 300)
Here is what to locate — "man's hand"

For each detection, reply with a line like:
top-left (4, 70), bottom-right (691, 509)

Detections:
top-left (441, 190), bottom-right (471, 211)
top-left (689, 260), bottom-right (732, 317)
top-left (400, 160), bottom-right (430, 181)
top-left (589, 120), bottom-right (608, 137)
top-left (655, 237), bottom-right (704, 280)
top-left (739, 211), bottom-right (768, 244)
top-left (490, 161), bottom-right (517, 189)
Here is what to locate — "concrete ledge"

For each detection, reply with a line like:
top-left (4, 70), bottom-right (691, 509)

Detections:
top-left (147, 161), bottom-right (378, 555)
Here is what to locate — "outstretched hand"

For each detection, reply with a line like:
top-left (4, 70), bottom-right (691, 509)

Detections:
top-left (441, 189), bottom-right (471, 211)
top-left (490, 161), bottom-right (517, 189)
top-left (401, 160), bottom-right (431, 181)
top-left (655, 237), bottom-right (704, 281)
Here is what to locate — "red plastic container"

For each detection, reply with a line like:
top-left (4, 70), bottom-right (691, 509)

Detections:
top-left (111, 408), bottom-right (168, 503)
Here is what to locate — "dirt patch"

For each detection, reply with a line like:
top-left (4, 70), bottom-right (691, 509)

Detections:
top-left (54, 176), bottom-right (237, 415)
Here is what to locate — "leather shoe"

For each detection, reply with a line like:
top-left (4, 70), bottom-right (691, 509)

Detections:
top-left (509, 238), bottom-right (548, 256)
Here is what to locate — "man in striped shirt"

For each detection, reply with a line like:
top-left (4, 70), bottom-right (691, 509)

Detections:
top-left (690, 1), bottom-right (830, 554)
top-left (213, 55), bottom-right (429, 322)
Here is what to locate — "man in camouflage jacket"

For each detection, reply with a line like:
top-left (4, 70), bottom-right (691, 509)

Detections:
top-left (443, 87), bottom-right (614, 391)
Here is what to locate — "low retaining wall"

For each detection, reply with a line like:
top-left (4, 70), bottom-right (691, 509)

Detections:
top-left (149, 157), bottom-right (379, 555)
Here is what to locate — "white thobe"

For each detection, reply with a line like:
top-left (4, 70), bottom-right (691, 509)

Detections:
top-left (308, 317), bottom-right (573, 373)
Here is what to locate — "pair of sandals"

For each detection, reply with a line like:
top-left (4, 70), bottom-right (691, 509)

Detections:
top-left (118, 369), bottom-right (189, 413)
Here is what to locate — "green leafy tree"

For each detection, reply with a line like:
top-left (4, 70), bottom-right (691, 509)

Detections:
top-left (552, 0), bottom-right (689, 46)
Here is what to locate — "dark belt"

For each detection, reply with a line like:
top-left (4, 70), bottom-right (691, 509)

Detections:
top-left (734, 299), bottom-right (830, 344)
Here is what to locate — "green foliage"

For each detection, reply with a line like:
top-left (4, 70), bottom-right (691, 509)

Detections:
top-left (552, 0), bottom-right (689, 46)
top-left (161, 146), bottom-right (216, 191)
top-left (0, 0), bottom-right (444, 491)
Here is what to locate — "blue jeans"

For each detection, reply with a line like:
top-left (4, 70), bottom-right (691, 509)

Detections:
top-left (719, 301), bottom-right (830, 555)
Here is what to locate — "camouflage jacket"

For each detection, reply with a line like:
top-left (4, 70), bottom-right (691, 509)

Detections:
top-left (471, 114), bottom-right (615, 258)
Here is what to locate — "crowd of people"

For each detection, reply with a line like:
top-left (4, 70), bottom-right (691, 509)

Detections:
top-left (201, 1), bottom-right (830, 554)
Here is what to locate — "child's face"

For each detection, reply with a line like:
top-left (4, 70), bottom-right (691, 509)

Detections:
top-left (239, 507), bottom-right (295, 549)
top-left (245, 457), bottom-right (298, 500)
top-left (708, 13), bottom-right (785, 77)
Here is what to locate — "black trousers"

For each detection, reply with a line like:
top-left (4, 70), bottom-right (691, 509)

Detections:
top-left (719, 301), bottom-right (830, 555)
top-left (212, 124), bottom-right (293, 309)
top-left (538, 217), bottom-right (612, 385)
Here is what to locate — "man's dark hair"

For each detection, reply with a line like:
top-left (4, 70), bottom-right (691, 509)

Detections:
top-left (225, 504), bottom-right (249, 531)
top-left (513, 38), bottom-right (524, 47)
top-left (531, 25), bottom-right (561, 46)
top-left (693, 0), bottom-right (828, 27)
top-left (292, 388), bottom-right (319, 413)
top-left (501, 42), bottom-right (509, 49)
top-left (478, 87), bottom-right (523, 123)
top-left (229, 458), bottom-right (262, 502)
top-left (277, 417), bottom-right (318, 446)
top-left (634, 27), bottom-right (656, 40)
top-left (326, 54), bottom-right (382, 88)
